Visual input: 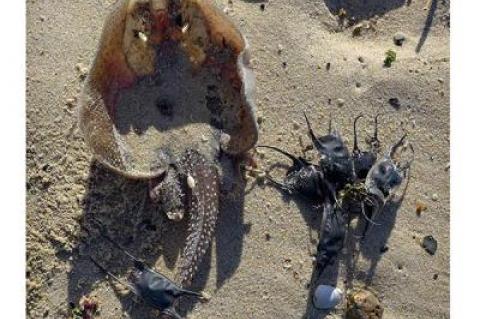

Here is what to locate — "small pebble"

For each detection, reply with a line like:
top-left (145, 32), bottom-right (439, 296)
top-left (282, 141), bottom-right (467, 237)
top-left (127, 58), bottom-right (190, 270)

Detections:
top-left (422, 235), bottom-right (438, 255)
top-left (415, 201), bottom-right (428, 216)
top-left (393, 32), bottom-right (406, 46)
top-left (75, 63), bottom-right (89, 79)
top-left (326, 62), bottom-right (331, 71)
top-left (283, 258), bottom-right (292, 269)
top-left (336, 98), bottom-right (345, 107)
top-left (260, 3), bottom-right (265, 11)
top-left (388, 97), bottom-right (401, 109)
top-left (65, 98), bottom-right (76, 108)
top-left (277, 44), bottom-right (283, 54)
top-left (358, 56), bottom-right (365, 63)
top-left (431, 193), bottom-right (439, 201)
top-left (187, 175), bottom-right (196, 189)
top-left (292, 121), bottom-right (300, 130)
top-left (257, 114), bottom-right (264, 125)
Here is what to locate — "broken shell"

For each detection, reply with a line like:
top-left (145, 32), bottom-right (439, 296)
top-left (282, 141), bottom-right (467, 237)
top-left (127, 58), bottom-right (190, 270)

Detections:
top-left (187, 174), bottom-right (196, 189)
top-left (79, 0), bottom-right (258, 179)
top-left (313, 285), bottom-right (343, 310)
top-left (346, 289), bottom-right (384, 319)
top-left (166, 210), bottom-right (184, 221)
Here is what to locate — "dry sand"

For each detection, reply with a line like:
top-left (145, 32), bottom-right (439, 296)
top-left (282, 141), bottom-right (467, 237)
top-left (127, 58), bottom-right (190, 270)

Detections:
top-left (26, 0), bottom-right (449, 318)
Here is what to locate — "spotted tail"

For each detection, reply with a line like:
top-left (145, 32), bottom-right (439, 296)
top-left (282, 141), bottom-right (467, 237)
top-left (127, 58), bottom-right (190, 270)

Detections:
top-left (177, 150), bottom-right (219, 287)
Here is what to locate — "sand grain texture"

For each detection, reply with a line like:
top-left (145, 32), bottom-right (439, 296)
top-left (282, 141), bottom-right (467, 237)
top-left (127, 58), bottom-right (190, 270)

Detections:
top-left (26, 0), bottom-right (449, 318)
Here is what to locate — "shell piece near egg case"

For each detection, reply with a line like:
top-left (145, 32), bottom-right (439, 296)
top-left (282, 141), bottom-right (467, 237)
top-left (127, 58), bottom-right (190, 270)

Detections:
top-left (78, 0), bottom-right (258, 179)
top-left (313, 285), bottom-right (343, 310)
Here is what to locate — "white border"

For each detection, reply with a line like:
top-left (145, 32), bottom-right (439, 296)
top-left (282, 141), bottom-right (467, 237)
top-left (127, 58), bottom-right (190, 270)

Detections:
top-left (451, 1), bottom-right (480, 318)
top-left (0, 1), bottom-right (26, 318)
top-left (1, 0), bottom-right (477, 317)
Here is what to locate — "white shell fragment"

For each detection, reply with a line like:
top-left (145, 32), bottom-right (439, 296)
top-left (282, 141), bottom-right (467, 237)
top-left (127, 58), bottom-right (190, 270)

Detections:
top-left (187, 175), bottom-right (196, 189)
top-left (166, 211), bottom-right (184, 221)
top-left (313, 285), bottom-right (343, 310)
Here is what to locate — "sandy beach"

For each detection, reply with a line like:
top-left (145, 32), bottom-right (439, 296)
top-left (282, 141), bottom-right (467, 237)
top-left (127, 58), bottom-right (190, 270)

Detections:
top-left (26, 0), bottom-right (449, 318)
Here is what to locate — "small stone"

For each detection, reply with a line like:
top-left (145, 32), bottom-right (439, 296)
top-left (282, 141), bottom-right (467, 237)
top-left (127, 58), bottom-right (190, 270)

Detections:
top-left (433, 273), bottom-right (439, 280)
top-left (75, 63), bottom-right (89, 79)
top-left (415, 201), bottom-right (428, 216)
top-left (358, 56), bottom-right (365, 63)
top-left (282, 61), bottom-right (287, 68)
top-left (336, 98), bottom-right (345, 107)
top-left (444, 162), bottom-right (450, 171)
top-left (260, 3), bottom-right (265, 11)
top-left (200, 291), bottom-right (212, 302)
top-left (65, 98), bottom-right (76, 108)
top-left (166, 211), bottom-right (184, 221)
top-left (388, 97), bottom-right (401, 109)
top-left (352, 25), bottom-right (362, 37)
top-left (438, 77), bottom-right (444, 84)
top-left (257, 114), bottom-right (264, 125)
top-left (379, 245), bottom-right (389, 254)
top-left (292, 121), bottom-right (300, 130)
top-left (431, 193), bottom-right (439, 201)
top-left (265, 233), bottom-right (271, 241)
top-left (283, 258), bottom-right (292, 269)
top-left (39, 16), bottom-right (46, 22)
top-left (277, 44), bottom-right (283, 54)
top-left (187, 175), bottom-right (196, 189)
top-left (326, 62), bottom-right (331, 71)
top-left (422, 235), bottom-right (438, 255)
top-left (355, 82), bottom-right (361, 88)
top-left (393, 32), bottom-right (406, 46)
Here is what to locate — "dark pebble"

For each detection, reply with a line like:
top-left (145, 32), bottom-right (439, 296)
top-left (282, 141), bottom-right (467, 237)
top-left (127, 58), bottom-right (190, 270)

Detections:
top-left (388, 97), bottom-right (401, 109)
top-left (433, 273), bottom-right (439, 280)
top-left (380, 245), bottom-right (389, 254)
top-left (260, 3), bottom-right (265, 11)
top-left (422, 235), bottom-right (438, 255)
top-left (393, 32), bottom-right (406, 46)
top-left (282, 61), bottom-right (287, 68)
top-left (326, 62), bottom-right (331, 71)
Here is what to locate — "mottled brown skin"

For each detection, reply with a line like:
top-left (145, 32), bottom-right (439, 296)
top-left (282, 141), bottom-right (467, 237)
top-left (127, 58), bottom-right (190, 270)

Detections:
top-left (79, 0), bottom-right (258, 292)
top-left (148, 149), bottom-right (220, 287)
top-left (177, 149), bottom-right (219, 286)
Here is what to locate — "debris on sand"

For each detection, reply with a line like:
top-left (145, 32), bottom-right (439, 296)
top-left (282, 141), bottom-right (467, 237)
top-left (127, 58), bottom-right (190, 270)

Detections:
top-left (313, 285), bottom-right (343, 310)
top-left (393, 32), bottom-right (406, 46)
top-left (384, 50), bottom-right (397, 67)
top-left (346, 289), bottom-right (384, 319)
top-left (388, 97), bottom-right (401, 110)
top-left (422, 235), bottom-right (438, 255)
top-left (71, 295), bottom-right (99, 319)
top-left (415, 201), bottom-right (428, 216)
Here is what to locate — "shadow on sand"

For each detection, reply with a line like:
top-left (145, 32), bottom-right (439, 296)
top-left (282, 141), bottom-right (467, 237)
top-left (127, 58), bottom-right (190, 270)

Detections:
top-left (67, 157), bottom-right (248, 318)
top-left (324, 0), bottom-right (408, 22)
top-left (302, 173), bottom-right (410, 319)
top-left (261, 158), bottom-right (410, 319)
